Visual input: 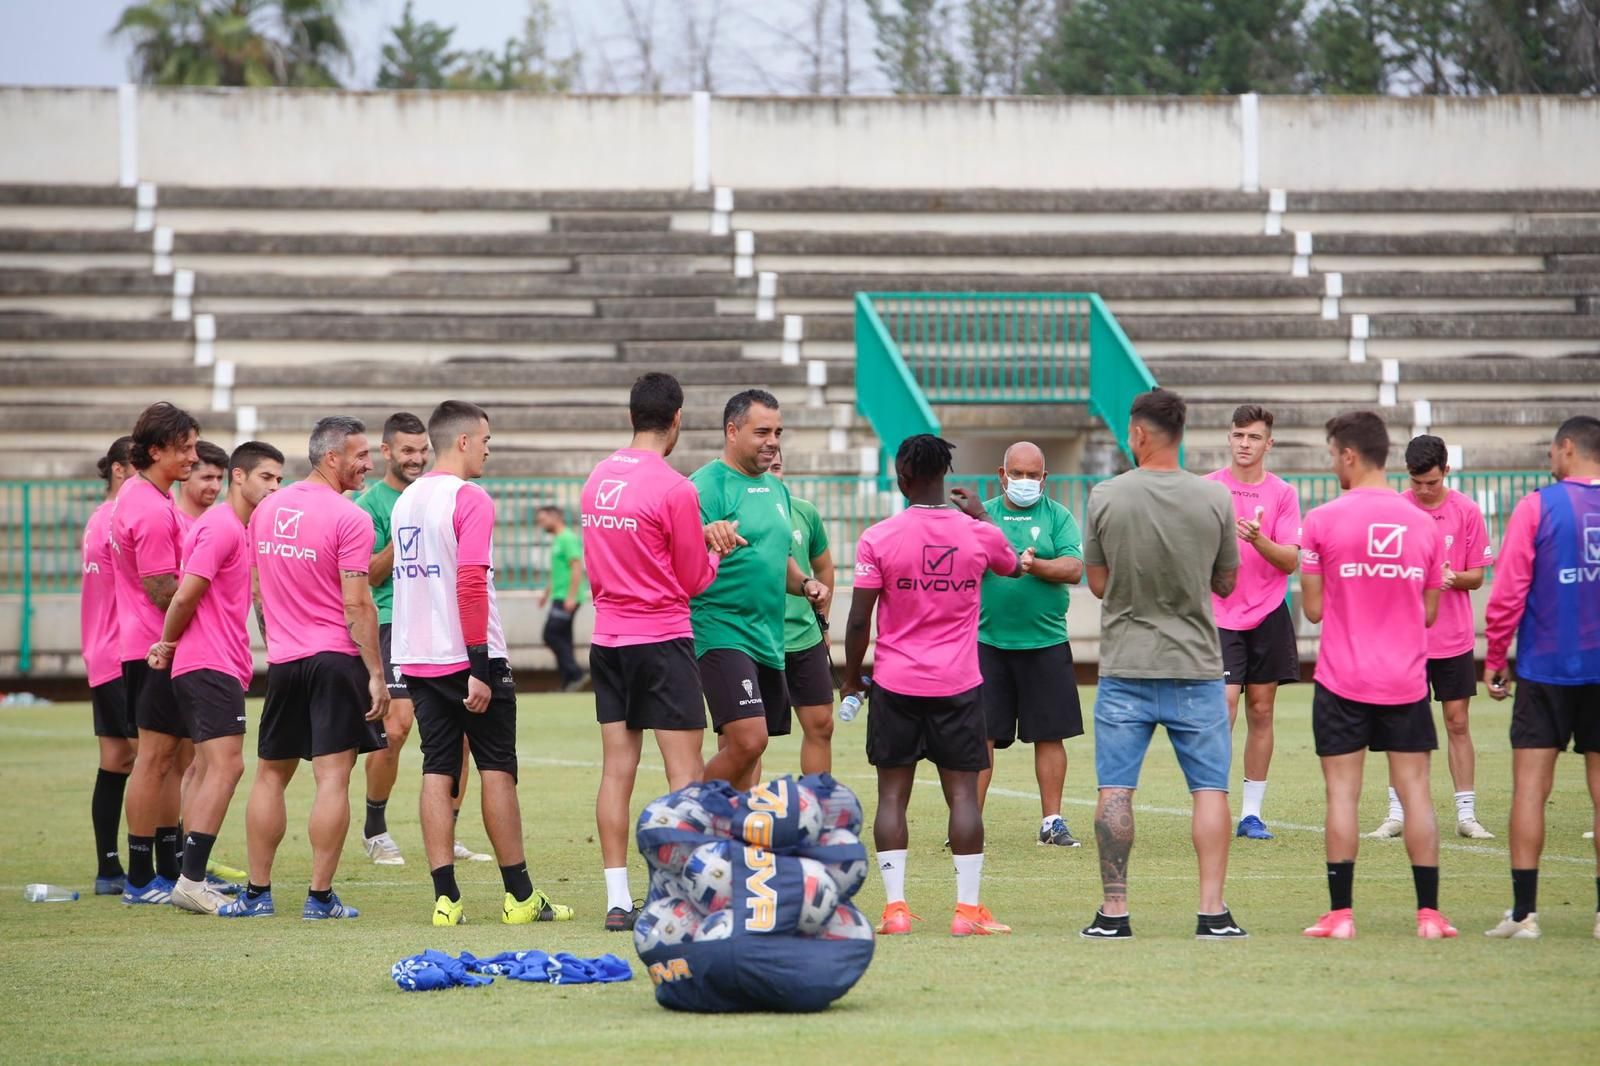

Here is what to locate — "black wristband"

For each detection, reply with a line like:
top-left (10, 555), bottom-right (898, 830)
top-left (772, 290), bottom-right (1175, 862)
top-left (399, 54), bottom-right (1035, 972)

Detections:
top-left (466, 644), bottom-right (492, 684)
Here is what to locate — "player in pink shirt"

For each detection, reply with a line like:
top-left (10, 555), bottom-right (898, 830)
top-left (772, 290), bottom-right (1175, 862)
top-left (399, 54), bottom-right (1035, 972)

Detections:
top-left (1365, 435), bottom-right (1499, 842)
top-left (83, 436), bottom-right (137, 895)
top-left (175, 440), bottom-right (227, 531)
top-left (224, 417), bottom-right (389, 921)
top-left (581, 373), bottom-right (733, 930)
top-left (1205, 405), bottom-right (1302, 841)
top-left (147, 442), bottom-right (284, 913)
top-left (111, 402), bottom-right (199, 905)
top-left (1300, 411), bottom-right (1454, 941)
top-left (841, 434), bottom-right (1024, 938)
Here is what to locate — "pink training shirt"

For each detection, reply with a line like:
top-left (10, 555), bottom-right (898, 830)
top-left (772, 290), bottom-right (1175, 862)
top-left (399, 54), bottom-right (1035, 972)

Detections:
top-left (1206, 467), bottom-right (1302, 631)
top-left (249, 479), bottom-right (375, 665)
top-left (1403, 487), bottom-right (1494, 659)
top-left (110, 476), bottom-right (183, 664)
top-left (1302, 487), bottom-right (1443, 705)
top-left (581, 448), bottom-right (720, 648)
top-left (173, 505), bottom-right (254, 688)
top-left (854, 506), bottom-right (1019, 698)
top-left (80, 500), bottom-right (122, 687)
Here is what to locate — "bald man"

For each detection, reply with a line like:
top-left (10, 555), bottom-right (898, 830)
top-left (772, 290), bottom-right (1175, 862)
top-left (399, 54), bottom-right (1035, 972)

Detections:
top-left (976, 442), bottom-right (1086, 847)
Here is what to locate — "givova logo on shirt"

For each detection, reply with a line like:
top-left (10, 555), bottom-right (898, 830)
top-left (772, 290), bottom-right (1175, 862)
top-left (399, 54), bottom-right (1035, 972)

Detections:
top-left (1562, 514), bottom-right (1600, 584)
top-left (259, 507), bottom-right (318, 561)
top-left (584, 480), bottom-right (639, 532)
top-left (393, 525), bottom-right (440, 579)
top-left (896, 544), bottom-right (977, 592)
top-left (1338, 523), bottom-right (1421, 579)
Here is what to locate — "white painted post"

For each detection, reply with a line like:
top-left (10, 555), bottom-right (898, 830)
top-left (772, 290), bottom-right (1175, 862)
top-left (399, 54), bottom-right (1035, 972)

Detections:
top-left (117, 84), bottom-right (138, 188)
top-left (1238, 93), bottom-right (1260, 193)
top-left (691, 91), bottom-right (711, 192)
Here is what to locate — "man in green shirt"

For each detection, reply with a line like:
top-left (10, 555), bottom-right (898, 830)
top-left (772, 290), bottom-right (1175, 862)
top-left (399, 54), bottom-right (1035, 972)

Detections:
top-left (692, 390), bottom-right (828, 789)
top-left (356, 412), bottom-right (487, 868)
top-left (976, 441), bottom-right (1086, 848)
top-left (536, 506), bottom-right (589, 692)
top-left (770, 448), bottom-right (837, 774)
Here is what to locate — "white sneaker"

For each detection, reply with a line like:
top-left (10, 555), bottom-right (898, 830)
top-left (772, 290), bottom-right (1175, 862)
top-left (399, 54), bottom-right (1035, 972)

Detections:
top-left (454, 840), bottom-right (491, 862)
top-left (1456, 818), bottom-right (1495, 840)
top-left (1483, 910), bottom-right (1540, 939)
top-left (1366, 818), bottom-right (1404, 839)
top-left (364, 832), bottom-right (405, 866)
top-left (1585, 831), bottom-right (1594, 840)
top-left (170, 875), bottom-right (228, 915)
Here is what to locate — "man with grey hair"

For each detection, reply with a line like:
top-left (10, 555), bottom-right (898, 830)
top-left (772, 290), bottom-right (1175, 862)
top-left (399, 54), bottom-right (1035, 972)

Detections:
top-left (222, 415), bottom-right (389, 920)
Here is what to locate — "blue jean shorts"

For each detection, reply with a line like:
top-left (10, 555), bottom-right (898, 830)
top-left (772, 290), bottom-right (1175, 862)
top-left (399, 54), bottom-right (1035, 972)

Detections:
top-left (1093, 677), bottom-right (1230, 792)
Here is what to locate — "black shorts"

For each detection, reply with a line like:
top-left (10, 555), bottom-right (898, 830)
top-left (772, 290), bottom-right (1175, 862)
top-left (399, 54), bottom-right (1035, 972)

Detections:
top-left (1510, 680), bottom-right (1600, 753)
top-left (698, 648), bottom-right (791, 737)
top-left (1311, 682), bottom-right (1438, 757)
top-left (260, 652), bottom-right (387, 761)
top-left (404, 663), bottom-right (518, 781)
top-left (1219, 602), bottom-right (1300, 688)
top-left (866, 683), bottom-right (989, 772)
top-left (378, 623), bottom-right (409, 700)
top-left (91, 678), bottom-right (136, 739)
top-left (592, 638), bottom-right (705, 732)
top-left (979, 642), bottom-right (1085, 749)
top-left (172, 669), bottom-right (247, 744)
top-left (1427, 650), bottom-right (1478, 703)
top-left (123, 658), bottom-right (187, 739)
top-left (785, 639), bottom-right (835, 709)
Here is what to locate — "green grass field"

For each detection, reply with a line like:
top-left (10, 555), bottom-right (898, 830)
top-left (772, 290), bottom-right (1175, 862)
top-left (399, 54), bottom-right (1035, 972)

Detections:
top-left (2, 688), bottom-right (1596, 1065)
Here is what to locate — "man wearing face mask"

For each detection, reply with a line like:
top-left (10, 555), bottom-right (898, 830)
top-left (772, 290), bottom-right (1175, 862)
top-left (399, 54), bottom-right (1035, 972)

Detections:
top-left (976, 442), bottom-right (1086, 847)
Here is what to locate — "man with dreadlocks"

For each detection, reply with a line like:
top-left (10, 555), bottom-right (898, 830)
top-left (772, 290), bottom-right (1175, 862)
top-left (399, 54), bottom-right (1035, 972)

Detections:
top-left (842, 434), bottom-right (1027, 938)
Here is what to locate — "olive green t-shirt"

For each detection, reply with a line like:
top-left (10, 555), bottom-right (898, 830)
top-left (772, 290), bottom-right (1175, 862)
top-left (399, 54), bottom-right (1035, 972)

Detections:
top-left (783, 497), bottom-right (830, 654)
top-left (548, 526), bottom-right (588, 604)
top-left (689, 461), bottom-right (793, 669)
top-left (978, 494), bottom-right (1082, 650)
top-left (1081, 468), bottom-right (1238, 680)
top-left (355, 479), bottom-right (402, 625)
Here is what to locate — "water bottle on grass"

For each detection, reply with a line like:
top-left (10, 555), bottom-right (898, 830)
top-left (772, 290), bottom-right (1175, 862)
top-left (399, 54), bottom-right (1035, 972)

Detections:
top-left (23, 884), bottom-right (79, 903)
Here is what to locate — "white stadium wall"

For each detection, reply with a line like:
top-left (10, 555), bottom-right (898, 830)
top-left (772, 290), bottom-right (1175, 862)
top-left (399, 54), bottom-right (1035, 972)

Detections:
top-left (4, 87), bottom-right (1600, 191)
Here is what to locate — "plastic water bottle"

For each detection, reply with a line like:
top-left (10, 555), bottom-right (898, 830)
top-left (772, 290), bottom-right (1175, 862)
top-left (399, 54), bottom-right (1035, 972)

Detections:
top-left (23, 884), bottom-right (79, 903)
top-left (839, 676), bottom-right (871, 723)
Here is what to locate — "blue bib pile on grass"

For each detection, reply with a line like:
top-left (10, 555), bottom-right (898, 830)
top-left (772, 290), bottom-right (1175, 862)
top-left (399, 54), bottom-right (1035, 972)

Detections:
top-left (633, 773), bottom-right (875, 1013)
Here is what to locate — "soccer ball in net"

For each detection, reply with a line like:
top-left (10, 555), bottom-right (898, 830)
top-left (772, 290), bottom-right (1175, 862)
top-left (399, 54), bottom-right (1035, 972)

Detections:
top-left (818, 903), bottom-right (875, 941)
top-left (693, 909), bottom-right (735, 941)
top-left (634, 896), bottom-right (701, 955)
top-left (683, 840), bottom-right (734, 913)
top-left (816, 827), bottom-right (867, 899)
top-left (795, 856), bottom-right (840, 936)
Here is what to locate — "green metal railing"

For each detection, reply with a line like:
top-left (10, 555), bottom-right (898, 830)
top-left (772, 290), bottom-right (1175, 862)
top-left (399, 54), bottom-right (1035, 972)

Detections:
top-left (0, 470), bottom-right (1557, 674)
top-left (854, 292), bottom-right (1162, 470)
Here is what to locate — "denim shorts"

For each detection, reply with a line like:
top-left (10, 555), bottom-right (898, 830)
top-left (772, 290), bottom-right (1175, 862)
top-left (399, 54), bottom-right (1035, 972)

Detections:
top-left (1093, 677), bottom-right (1231, 792)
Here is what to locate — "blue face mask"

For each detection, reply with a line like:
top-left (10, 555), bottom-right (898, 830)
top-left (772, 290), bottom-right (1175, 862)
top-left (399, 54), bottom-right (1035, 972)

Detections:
top-left (1004, 477), bottom-right (1042, 508)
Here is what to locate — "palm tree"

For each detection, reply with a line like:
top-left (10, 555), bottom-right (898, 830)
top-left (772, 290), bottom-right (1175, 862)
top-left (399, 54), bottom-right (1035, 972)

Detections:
top-left (112, 0), bottom-right (350, 87)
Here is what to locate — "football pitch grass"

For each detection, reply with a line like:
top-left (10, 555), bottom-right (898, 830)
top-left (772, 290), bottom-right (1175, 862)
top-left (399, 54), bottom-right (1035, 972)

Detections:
top-left (2, 688), bottom-right (1596, 1065)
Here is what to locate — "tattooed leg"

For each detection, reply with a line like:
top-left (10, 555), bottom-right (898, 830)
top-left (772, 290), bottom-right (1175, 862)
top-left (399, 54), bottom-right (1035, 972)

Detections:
top-left (1095, 787), bottom-right (1135, 916)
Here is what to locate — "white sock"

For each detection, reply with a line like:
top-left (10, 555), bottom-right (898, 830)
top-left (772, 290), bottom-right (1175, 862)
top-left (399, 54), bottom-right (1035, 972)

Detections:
top-left (877, 849), bottom-right (908, 904)
top-left (1041, 814), bottom-right (1059, 831)
top-left (1241, 779), bottom-right (1267, 821)
top-left (953, 852), bottom-right (984, 907)
top-left (1454, 791), bottom-right (1476, 823)
top-left (1387, 786), bottom-right (1405, 823)
top-left (603, 867), bottom-right (632, 912)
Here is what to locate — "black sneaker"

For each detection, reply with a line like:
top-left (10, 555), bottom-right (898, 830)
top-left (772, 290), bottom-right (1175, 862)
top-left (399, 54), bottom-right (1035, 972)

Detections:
top-left (1079, 909), bottom-right (1133, 940)
top-left (1195, 909), bottom-right (1248, 939)
top-left (604, 903), bottom-right (641, 932)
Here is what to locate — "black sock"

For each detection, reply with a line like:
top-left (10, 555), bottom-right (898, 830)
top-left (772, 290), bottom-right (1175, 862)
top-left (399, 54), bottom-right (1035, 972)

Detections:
top-left (154, 826), bottom-right (180, 881)
top-left (245, 882), bottom-right (270, 899)
top-left (1412, 865), bottom-right (1440, 911)
top-left (180, 831), bottom-right (217, 883)
top-left (174, 820), bottom-right (184, 868)
top-left (501, 861), bottom-right (533, 901)
top-left (308, 887), bottom-right (334, 904)
top-left (92, 769), bottom-right (128, 878)
top-left (127, 834), bottom-right (155, 886)
top-left (364, 798), bottom-right (388, 840)
top-left (431, 864), bottom-right (461, 902)
top-left (1327, 861), bottom-right (1355, 911)
top-left (1510, 868), bottom-right (1538, 921)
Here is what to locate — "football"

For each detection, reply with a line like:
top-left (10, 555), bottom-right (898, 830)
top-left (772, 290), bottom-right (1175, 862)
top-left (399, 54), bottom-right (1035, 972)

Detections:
top-left (693, 909), bottom-right (735, 941)
top-left (795, 856), bottom-right (841, 935)
top-left (817, 828), bottom-right (868, 899)
top-left (794, 782), bottom-right (825, 844)
top-left (817, 903), bottom-right (876, 941)
top-left (633, 896), bottom-right (701, 954)
top-left (683, 840), bottom-right (734, 913)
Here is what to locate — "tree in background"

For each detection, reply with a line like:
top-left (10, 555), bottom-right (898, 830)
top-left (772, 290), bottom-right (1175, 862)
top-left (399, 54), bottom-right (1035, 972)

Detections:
top-left (376, 1), bottom-right (457, 90)
top-left (866, 0), bottom-right (963, 92)
top-left (113, 0), bottom-right (349, 86)
top-left (1305, 0), bottom-right (1392, 93)
top-left (1460, 0), bottom-right (1600, 93)
top-left (962, 0), bottom-right (1051, 94)
top-left (444, 0), bottom-right (580, 91)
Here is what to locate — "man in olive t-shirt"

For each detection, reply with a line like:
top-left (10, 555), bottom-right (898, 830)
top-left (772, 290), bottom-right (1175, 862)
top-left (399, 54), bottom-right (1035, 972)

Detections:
top-left (976, 441), bottom-right (1087, 848)
top-left (1079, 389), bottom-right (1246, 943)
top-left (537, 506), bottom-right (589, 692)
top-left (692, 390), bottom-right (828, 790)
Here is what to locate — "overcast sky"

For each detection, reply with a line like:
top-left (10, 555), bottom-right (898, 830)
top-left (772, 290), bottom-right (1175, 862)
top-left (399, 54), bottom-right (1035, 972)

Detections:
top-left (0, 0), bottom-right (891, 93)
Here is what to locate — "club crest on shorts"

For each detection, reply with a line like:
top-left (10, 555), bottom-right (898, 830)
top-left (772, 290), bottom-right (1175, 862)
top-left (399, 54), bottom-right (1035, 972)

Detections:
top-left (742, 678), bottom-right (754, 699)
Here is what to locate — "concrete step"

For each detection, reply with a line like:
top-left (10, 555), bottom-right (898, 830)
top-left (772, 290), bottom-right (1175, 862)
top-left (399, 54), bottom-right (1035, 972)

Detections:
top-left (1548, 255), bottom-right (1600, 273)
top-left (619, 341), bottom-right (748, 363)
top-left (755, 231), bottom-right (1600, 257)
top-left (0, 184), bottom-right (714, 211)
top-left (0, 269), bottom-right (752, 299)
top-left (734, 189), bottom-right (1269, 212)
top-left (0, 229), bottom-right (732, 257)
top-left (549, 213), bottom-right (673, 233)
top-left (595, 298), bottom-right (718, 319)
top-left (575, 255), bottom-right (701, 275)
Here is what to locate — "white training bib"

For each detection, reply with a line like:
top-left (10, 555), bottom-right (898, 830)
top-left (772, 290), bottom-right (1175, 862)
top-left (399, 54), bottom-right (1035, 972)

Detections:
top-left (390, 473), bottom-right (507, 666)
